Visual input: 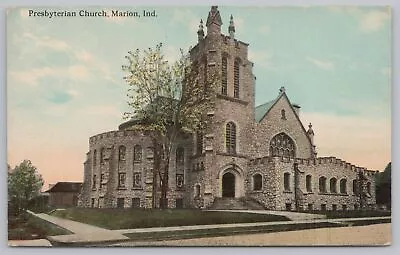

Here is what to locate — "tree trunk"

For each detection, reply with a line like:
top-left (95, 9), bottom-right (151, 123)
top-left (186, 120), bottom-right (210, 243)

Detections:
top-left (152, 138), bottom-right (162, 209)
top-left (160, 159), bottom-right (169, 209)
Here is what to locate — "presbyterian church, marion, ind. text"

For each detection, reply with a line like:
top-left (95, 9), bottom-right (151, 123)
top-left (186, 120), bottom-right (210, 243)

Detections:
top-left (78, 6), bottom-right (378, 211)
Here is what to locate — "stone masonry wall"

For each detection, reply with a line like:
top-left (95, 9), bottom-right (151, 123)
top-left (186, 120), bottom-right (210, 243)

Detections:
top-left (189, 32), bottom-right (256, 208)
top-left (246, 157), bottom-right (278, 210)
top-left (81, 130), bottom-right (193, 209)
top-left (272, 156), bottom-right (377, 211)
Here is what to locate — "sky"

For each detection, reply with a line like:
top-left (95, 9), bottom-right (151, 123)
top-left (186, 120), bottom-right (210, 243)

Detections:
top-left (7, 6), bottom-right (391, 189)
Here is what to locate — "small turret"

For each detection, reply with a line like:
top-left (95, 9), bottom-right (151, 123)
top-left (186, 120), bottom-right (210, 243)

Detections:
top-left (228, 15), bottom-right (235, 38)
top-left (197, 19), bottom-right (204, 41)
top-left (206, 6), bottom-right (222, 35)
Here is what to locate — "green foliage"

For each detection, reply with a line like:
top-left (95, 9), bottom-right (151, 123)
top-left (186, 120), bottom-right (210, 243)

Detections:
top-left (8, 160), bottom-right (44, 215)
top-left (8, 213), bottom-right (70, 240)
top-left (122, 43), bottom-right (217, 208)
top-left (376, 162), bottom-right (391, 208)
top-left (122, 43), bottom-right (216, 135)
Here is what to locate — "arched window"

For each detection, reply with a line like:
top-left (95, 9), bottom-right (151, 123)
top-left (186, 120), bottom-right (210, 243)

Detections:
top-left (306, 175), bottom-right (312, 192)
top-left (100, 148), bottom-right (105, 164)
top-left (176, 147), bottom-right (184, 166)
top-left (319, 176), bottom-right (327, 193)
top-left (203, 58), bottom-right (208, 89)
top-left (352, 179), bottom-right (358, 195)
top-left (253, 174), bottom-right (262, 191)
top-left (221, 56), bottom-right (228, 95)
top-left (196, 132), bottom-right (203, 155)
top-left (194, 184), bottom-right (201, 198)
top-left (270, 133), bottom-right (296, 158)
top-left (225, 122), bottom-right (237, 154)
top-left (340, 179), bottom-right (347, 194)
top-left (284, 173), bottom-right (290, 191)
top-left (367, 182), bottom-right (371, 195)
top-left (233, 58), bottom-right (240, 98)
top-left (93, 149), bottom-right (97, 166)
top-left (118, 145), bottom-right (126, 161)
top-left (133, 145), bottom-right (142, 162)
top-left (330, 178), bottom-right (337, 193)
top-left (281, 109), bottom-right (286, 120)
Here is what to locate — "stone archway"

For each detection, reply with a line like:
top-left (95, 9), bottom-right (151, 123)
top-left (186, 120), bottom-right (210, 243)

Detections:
top-left (218, 166), bottom-right (244, 198)
top-left (222, 172), bottom-right (235, 197)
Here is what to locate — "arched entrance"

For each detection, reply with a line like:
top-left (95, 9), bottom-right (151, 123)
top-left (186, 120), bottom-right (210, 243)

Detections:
top-left (222, 172), bottom-right (235, 197)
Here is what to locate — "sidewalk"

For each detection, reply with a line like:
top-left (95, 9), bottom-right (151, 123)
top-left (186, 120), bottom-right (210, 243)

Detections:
top-left (8, 239), bottom-right (52, 247)
top-left (27, 210), bottom-right (129, 246)
top-left (112, 223), bottom-right (391, 246)
top-left (21, 210), bottom-right (391, 246)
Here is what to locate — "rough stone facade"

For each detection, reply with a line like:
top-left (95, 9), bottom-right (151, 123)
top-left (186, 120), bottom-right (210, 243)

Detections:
top-left (79, 6), bottom-right (377, 211)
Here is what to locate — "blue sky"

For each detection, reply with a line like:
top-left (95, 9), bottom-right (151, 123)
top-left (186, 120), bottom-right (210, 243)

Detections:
top-left (7, 6), bottom-right (390, 186)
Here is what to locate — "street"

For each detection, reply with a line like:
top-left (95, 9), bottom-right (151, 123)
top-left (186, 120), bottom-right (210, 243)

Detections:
top-left (111, 223), bottom-right (391, 246)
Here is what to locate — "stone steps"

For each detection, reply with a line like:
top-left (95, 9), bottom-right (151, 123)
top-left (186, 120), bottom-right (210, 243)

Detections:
top-left (209, 198), bottom-right (265, 210)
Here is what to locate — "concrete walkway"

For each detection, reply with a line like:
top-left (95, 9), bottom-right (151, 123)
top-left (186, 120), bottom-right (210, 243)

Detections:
top-left (8, 239), bottom-right (52, 247)
top-left (206, 209), bottom-right (327, 221)
top-left (27, 210), bottom-right (129, 245)
top-left (113, 223), bottom-right (391, 246)
top-left (20, 210), bottom-right (390, 246)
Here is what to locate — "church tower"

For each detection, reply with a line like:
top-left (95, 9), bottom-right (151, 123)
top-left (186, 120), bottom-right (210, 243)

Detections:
top-left (189, 6), bottom-right (256, 208)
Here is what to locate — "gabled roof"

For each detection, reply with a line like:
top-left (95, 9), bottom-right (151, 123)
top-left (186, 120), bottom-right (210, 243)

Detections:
top-left (46, 182), bottom-right (82, 193)
top-left (254, 90), bottom-right (287, 123)
top-left (255, 92), bottom-right (301, 123)
top-left (255, 100), bottom-right (276, 122)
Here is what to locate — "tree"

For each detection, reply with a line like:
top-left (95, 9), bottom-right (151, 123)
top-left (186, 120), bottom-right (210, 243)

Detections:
top-left (122, 43), bottom-right (216, 208)
top-left (376, 162), bottom-right (391, 209)
top-left (8, 160), bottom-right (44, 215)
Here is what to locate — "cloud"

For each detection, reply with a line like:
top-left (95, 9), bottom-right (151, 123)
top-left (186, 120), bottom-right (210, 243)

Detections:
top-left (306, 56), bottom-right (334, 71)
top-left (328, 7), bottom-right (390, 33)
top-left (259, 25), bottom-right (270, 34)
top-left (360, 9), bottom-right (390, 33)
top-left (164, 45), bottom-right (181, 63)
top-left (9, 65), bottom-right (90, 86)
top-left (23, 32), bottom-right (70, 51)
top-left (248, 49), bottom-right (276, 70)
top-left (170, 9), bottom-right (199, 35)
top-left (83, 105), bottom-right (121, 118)
top-left (74, 49), bottom-right (94, 63)
top-left (68, 64), bottom-right (90, 80)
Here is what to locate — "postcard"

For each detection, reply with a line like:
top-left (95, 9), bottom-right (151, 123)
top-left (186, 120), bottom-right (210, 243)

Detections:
top-left (7, 6), bottom-right (391, 246)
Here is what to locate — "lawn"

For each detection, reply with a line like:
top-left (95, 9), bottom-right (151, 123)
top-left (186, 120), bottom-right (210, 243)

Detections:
top-left (8, 213), bottom-right (71, 240)
top-left (51, 208), bottom-right (289, 230)
top-left (317, 210), bottom-right (391, 219)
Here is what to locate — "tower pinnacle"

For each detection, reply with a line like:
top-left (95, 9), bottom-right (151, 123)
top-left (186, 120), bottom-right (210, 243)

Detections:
top-left (197, 19), bottom-right (204, 41)
top-left (206, 6), bottom-right (223, 35)
top-left (228, 14), bottom-right (235, 38)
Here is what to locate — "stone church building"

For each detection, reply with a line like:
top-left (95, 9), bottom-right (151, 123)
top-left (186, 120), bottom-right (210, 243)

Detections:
top-left (79, 7), bottom-right (377, 211)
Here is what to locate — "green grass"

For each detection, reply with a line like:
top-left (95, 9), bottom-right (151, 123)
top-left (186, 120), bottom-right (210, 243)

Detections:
top-left (123, 222), bottom-right (338, 241)
top-left (51, 208), bottom-right (289, 230)
top-left (317, 210), bottom-right (391, 219)
top-left (8, 213), bottom-right (71, 240)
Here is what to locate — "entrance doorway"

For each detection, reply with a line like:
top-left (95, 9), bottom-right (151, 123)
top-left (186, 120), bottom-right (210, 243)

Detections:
top-left (222, 172), bottom-right (235, 197)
